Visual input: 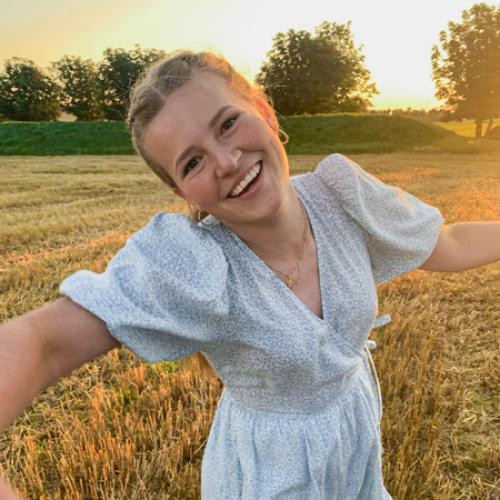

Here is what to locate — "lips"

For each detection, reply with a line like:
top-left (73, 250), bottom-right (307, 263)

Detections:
top-left (227, 161), bottom-right (263, 198)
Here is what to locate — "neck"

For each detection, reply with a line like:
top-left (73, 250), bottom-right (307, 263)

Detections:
top-left (222, 185), bottom-right (308, 263)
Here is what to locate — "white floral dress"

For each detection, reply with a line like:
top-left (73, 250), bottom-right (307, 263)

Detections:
top-left (60, 154), bottom-right (444, 499)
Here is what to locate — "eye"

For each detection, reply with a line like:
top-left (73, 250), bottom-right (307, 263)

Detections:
top-left (221, 115), bottom-right (238, 133)
top-left (184, 157), bottom-right (201, 176)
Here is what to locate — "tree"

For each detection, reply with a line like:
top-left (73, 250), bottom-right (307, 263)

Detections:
top-left (432, 3), bottom-right (500, 138)
top-left (255, 21), bottom-right (377, 115)
top-left (98, 45), bottom-right (167, 120)
top-left (0, 58), bottom-right (61, 121)
top-left (52, 56), bottom-right (103, 120)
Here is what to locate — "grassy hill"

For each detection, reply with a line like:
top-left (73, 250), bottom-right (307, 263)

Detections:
top-left (0, 121), bottom-right (134, 155)
top-left (0, 114), bottom-right (499, 155)
top-left (281, 114), bottom-right (454, 153)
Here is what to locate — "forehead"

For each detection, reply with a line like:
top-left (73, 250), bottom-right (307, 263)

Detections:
top-left (143, 73), bottom-right (250, 174)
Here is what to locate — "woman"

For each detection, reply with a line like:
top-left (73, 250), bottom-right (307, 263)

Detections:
top-left (0, 51), bottom-right (497, 499)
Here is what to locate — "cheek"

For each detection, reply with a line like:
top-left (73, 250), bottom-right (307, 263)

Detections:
top-left (238, 117), bottom-right (278, 148)
top-left (188, 174), bottom-right (217, 203)
top-left (239, 117), bottom-right (288, 174)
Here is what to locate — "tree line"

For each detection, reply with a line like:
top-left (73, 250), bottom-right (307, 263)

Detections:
top-left (0, 3), bottom-right (498, 137)
top-left (0, 46), bottom-right (167, 122)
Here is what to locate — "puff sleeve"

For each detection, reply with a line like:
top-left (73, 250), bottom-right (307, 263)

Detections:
top-left (315, 154), bottom-right (445, 285)
top-left (59, 213), bottom-right (229, 363)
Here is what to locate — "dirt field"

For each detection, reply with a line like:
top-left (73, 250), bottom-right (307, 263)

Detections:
top-left (1, 153), bottom-right (499, 499)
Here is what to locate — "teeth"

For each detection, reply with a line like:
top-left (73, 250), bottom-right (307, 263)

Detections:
top-left (230, 162), bottom-right (262, 197)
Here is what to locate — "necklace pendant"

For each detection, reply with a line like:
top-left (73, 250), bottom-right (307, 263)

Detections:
top-left (287, 276), bottom-right (294, 288)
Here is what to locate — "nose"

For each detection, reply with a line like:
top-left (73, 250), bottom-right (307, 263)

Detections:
top-left (212, 145), bottom-right (242, 177)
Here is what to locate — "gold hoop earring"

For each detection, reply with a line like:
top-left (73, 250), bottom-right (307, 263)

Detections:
top-left (278, 128), bottom-right (289, 145)
top-left (197, 209), bottom-right (218, 228)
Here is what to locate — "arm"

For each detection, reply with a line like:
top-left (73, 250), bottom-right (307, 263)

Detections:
top-left (0, 479), bottom-right (22, 500)
top-left (0, 297), bottom-right (120, 435)
top-left (419, 222), bottom-right (500, 272)
top-left (0, 297), bottom-right (120, 497)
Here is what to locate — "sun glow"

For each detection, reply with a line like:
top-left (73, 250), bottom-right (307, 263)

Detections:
top-left (0, 0), bottom-right (483, 110)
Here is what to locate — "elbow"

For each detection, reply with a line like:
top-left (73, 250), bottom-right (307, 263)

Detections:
top-left (418, 225), bottom-right (463, 272)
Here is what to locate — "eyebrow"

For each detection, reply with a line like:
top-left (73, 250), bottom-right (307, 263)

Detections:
top-left (175, 105), bottom-right (232, 173)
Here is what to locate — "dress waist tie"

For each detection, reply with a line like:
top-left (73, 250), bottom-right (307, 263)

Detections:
top-left (364, 313), bottom-right (391, 420)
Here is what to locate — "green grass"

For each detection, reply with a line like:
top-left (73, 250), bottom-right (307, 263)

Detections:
top-left (0, 121), bottom-right (134, 155)
top-left (434, 119), bottom-right (500, 138)
top-left (281, 114), bottom-right (445, 153)
top-left (2, 114), bottom-right (499, 156)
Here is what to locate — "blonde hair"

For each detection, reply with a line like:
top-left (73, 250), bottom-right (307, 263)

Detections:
top-left (127, 50), bottom-right (281, 381)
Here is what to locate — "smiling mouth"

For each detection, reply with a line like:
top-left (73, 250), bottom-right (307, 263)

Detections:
top-left (228, 161), bottom-right (263, 198)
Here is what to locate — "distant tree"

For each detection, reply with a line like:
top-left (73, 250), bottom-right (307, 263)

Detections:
top-left (255, 21), bottom-right (377, 115)
top-left (426, 108), bottom-right (446, 121)
top-left (431, 3), bottom-right (500, 138)
top-left (52, 56), bottom-right (103, 121)
top-left (98, 45), bottom-right (167, 120)
top-left (0, 58), bottom-right (61, 121)
top-left (382, 107), bottom-right (445, 121)
top-left (367, 108), bottom-right (445, 121)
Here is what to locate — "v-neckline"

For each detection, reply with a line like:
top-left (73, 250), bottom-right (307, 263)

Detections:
top-left (222, 192), bottom-right (327, 325)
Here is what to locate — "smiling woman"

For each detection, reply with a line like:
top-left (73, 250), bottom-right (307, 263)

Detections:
top-left (141, 71), bottom-right (290, 227)
top-left (127, 52), bottom-right (283, 190)
top-left (126, 52), bottom-right (294, 381)
top-left (1, 49), bottom-right (497, 500)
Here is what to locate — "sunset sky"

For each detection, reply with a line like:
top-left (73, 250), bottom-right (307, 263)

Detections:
top-left (1, 0), bottom-right (484, 110)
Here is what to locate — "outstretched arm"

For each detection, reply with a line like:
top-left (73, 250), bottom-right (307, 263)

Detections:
top-left (0, 477), bottom-right (23, 499)
top-left (0, 297), bottom-right (121, 498)
top-left (419, 222), bottom-right (500, 272)
top-left (0, 297), bottom-right (120, 434)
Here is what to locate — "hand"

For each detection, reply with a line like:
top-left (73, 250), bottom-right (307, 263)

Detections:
top-left (0, 477), bottom-right (23, 500)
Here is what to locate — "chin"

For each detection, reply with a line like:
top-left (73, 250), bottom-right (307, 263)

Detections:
top-left (255, 193), bottom-right (284, 219)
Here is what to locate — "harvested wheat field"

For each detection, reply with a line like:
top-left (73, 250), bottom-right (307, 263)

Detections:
top-left (0, 153), bottom-right (499, 499)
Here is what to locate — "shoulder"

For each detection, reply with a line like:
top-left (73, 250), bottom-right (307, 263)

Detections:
top-left (313, 153), bottom-right (363, 188)
top-left (130, 212), bottom-right (220, 250)
top-left (292, 153), bottom-right (356, 198)
top-left (122, 212), bottom-right (228, 278)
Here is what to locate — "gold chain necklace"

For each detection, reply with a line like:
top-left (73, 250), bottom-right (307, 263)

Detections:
top-left (267, 201), bottom-right (309, 289)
